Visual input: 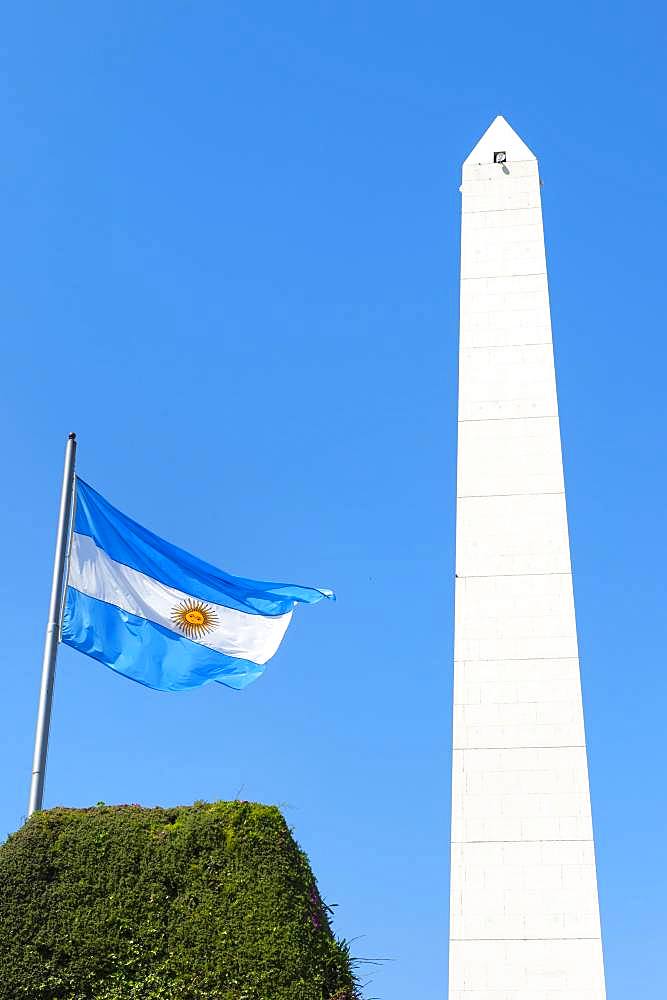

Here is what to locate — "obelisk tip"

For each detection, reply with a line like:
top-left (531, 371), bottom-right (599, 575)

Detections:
top-left (463, 115), bottom-right (536, 168)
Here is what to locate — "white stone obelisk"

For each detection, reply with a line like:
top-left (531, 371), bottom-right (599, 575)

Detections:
top-left (449, 117), bottom-right (606, 999)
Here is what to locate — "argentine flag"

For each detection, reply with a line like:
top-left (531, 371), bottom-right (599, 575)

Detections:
top-left (61, 479), bottom-right (333, 692)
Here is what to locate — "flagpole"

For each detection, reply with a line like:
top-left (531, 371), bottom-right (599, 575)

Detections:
top-left (28, 432), bottom-right (77, 818)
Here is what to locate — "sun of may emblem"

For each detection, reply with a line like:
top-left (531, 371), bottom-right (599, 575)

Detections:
top-left (170, 598), bottom-right (219, 640)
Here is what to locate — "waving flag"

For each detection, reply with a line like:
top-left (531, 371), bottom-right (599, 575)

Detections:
top-left (61, 478), bottom-right (332, 692)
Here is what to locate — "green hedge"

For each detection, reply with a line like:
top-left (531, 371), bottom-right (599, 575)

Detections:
top-left (0, 801), bottom-right (360, 1000)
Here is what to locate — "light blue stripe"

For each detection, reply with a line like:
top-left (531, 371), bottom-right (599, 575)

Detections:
top-left (74, 478), bottom-right (333, 616)
top-left (62, 588), bottom-right (266, 692)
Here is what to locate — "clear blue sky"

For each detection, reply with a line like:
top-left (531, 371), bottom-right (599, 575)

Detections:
top-left (1, 3), bottom-right (665, 997)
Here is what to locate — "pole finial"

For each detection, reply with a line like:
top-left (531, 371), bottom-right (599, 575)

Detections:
top-left (68, 432), bottom-right (76, 441)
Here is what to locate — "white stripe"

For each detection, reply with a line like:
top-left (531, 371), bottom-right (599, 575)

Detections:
top-left (68, 533), bottom-right (292, 664)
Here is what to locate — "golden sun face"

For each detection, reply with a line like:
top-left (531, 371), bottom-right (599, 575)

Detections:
top-left (170, 598), bottom-right (219, 640)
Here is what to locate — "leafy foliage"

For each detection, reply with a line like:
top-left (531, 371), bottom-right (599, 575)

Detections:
top-left (0, 801), bottom-right (360, 1000)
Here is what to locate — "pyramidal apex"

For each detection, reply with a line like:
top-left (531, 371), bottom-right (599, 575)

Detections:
top-left (463, 115), bottom-right (536, 167)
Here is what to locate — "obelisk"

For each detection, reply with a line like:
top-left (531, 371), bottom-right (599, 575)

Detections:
top-left (449, 117), bottom-right (606, 998)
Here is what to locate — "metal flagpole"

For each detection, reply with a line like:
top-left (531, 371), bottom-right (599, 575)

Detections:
top-left (28, 432), bottom-right (77, 817)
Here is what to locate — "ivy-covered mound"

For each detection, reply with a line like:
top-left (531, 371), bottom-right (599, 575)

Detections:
top-left (0, 801), bottom-right (359, 1000)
